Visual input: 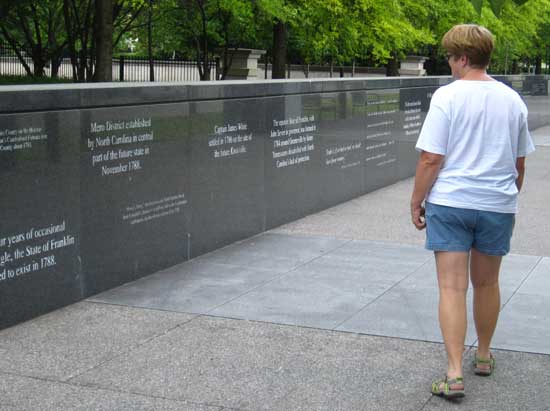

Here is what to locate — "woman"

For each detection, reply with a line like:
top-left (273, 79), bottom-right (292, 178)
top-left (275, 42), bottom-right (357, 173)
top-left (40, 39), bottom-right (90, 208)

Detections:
top-left (410, 24), bottom-right (535, 399)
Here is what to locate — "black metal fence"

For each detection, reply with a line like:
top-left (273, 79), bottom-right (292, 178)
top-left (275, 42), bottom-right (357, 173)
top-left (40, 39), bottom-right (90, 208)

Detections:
top-left (114, 56), bottom-right (218, 82)
top-left (0, 42), bottom-right (217, 82)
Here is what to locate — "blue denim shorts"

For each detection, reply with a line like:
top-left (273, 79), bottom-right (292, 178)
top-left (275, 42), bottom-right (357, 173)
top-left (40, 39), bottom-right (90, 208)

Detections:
top-left (425, 202), bottom-right (515, 256)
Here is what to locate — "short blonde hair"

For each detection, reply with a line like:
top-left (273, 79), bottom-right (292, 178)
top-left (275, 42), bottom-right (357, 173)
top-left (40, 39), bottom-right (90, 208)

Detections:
top-left (442, 24), bottom-right (494, 68)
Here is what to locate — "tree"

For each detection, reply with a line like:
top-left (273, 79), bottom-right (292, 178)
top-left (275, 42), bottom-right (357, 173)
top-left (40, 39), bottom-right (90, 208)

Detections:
top-left (174, 0), bottom-right (260, 80)
top-left (253, 0), bottom-right (297, 79)
top-left (481, 0), bottom-right (550, 73)
top-left (0, 0), bottom-right (67, 77)
top-left (289, 0), bottom-right (433, 76)
top-left (63, 0), bottom-right (144, 82)
top-left (470, 0), bottom-right (530, 16)
top-left (63, 0), bottom-right (96, 81)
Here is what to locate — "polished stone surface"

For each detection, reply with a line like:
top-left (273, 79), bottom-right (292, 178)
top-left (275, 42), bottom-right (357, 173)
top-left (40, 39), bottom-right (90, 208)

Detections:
top-left (189, 98), bottom-right (265, 256)
top-left (2, 75), bottom-right (549, 331)
top-left (0, 111), bottom-right (81, 330)
top-left (2, 75), bottom-right (545, 114)
top-left (80, 104), bottom-right (191, 295)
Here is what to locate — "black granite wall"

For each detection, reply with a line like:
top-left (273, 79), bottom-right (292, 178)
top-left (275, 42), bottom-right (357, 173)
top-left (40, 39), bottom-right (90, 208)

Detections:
top-left (0, 75), bottom-right (547, 329)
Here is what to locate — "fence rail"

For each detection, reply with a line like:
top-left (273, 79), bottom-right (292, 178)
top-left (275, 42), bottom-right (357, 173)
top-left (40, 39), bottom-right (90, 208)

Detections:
top-left (114, 56), bottom-right (218, 82)
top-left (1, 43), bottom-right (388, 82)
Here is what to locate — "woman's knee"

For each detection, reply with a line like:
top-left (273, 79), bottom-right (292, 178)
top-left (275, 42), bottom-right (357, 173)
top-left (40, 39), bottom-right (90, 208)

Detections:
top-left (471, 276), bottom-right (499, 289)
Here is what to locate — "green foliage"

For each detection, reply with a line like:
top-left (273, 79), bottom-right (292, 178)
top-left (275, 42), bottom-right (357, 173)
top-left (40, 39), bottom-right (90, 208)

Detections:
top-left (2, 0), bottom-right (549, 79)
top-left (480, 0), bottom-right (550, 72)
top-left (120, 0), bottom-right (548, 75)
top-left (470, 0), bottom-right (532, 16)
top-left (287, 0), bottom-right (434, 66)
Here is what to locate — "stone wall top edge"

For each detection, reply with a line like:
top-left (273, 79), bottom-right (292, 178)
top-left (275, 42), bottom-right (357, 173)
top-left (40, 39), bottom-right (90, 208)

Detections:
top-left (0, 75), bottom-right (546, 114)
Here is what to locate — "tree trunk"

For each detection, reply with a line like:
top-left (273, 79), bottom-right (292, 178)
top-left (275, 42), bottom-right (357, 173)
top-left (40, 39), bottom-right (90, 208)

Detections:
top-left (147, 0), bottom-right (154, 81)
top-left (386, 54), bottom-right (399, 77)
top-left (535, 55), bottom-right (542, 75)
top-left (62, 0), bottom-right (79, 81)
top-left (199, 5), bottom-right (209, 81)
top-left (0, 24), bottom-right (33, 75)
top-left (32, 57), bottom-right (46, 77)
top-left (51, 56), bottom-right (62, 78)
top-left (511, 60), bottom-right (519, 74)
top-left (93, 0), bottom-right (113, 81)
top-left (272, 20), bottom-right (286, 79)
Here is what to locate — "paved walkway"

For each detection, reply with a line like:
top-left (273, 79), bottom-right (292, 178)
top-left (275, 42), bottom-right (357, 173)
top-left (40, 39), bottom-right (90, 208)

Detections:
top-left (1, 128), bottom-right (549, 411)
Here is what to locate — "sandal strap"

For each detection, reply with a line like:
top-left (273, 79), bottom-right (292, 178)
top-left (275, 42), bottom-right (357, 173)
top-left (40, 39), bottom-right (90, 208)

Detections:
top-left (447, 377), bottom-right (464, 385)
top-left (474, 353), bottom-right (495, 365)
top-left (432, 376), bottom-right (464, 394)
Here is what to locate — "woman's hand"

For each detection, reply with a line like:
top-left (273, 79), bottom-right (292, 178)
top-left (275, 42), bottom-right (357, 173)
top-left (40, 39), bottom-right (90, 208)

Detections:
top-left (411, 202), bottom-right (426, 230)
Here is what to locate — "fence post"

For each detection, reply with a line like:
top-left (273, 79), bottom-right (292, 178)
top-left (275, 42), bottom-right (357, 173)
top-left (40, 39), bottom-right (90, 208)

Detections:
top-left (119, 56), bottom-right (125, 81)
top-left (215, 57), bottom-right (220, 80)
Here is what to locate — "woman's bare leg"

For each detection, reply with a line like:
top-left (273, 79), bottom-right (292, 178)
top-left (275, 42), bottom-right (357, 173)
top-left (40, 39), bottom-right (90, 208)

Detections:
top-left (470, 248), bottom-right (502, 363)
top-left (435, 251), bottom-right (470, 379)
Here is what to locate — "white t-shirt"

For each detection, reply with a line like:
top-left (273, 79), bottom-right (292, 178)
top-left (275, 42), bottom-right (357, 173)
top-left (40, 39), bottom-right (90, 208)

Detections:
top-left (416, 80), bottom-right (536, 213)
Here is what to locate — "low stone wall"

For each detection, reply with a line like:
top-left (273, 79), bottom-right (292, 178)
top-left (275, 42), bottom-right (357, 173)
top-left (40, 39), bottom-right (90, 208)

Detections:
top-left (0, 75), bottom-right (547, 330)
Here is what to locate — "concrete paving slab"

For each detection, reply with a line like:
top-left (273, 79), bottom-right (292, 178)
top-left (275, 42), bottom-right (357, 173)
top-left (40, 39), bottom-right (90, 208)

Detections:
top-left (498, 254), bottom-right (542, 291)
top-left (492, 293), bottom-right (550, 354)
top-left (423, 349), bottom-right (550, 411)
top-left (193, 247), bottom-right (306, 272)
top-left (0, 373), bottom-right (220, 411)
top-left (0, 302), bottom-right (195, 381)
top-left (220, 232), bottom-right (350, 258)
top-left (336, 285), bottom-right (478, 345)
top-left (90, 261), bottom-right (285, 314)
top-left (319, 240), bottom-right (431, 274)
top-left (208, 265), bottom-right (388, 329)
top-left (194, 233), bottom-right (349, 271)
top-left (531, 125), bottom-right (550, 146)
top-left (516, 257), bottom-right (550, 297)
top-left (296, 258), bottom-right (414, 287)
top-left (71, 316), bottom-right (446, 411)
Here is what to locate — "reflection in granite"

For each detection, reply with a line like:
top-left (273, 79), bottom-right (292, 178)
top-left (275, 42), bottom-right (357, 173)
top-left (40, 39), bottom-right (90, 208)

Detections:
top-left (189, 98), bottom-right (265, 256)
top-left (80, 104), bottom-right (191, 295)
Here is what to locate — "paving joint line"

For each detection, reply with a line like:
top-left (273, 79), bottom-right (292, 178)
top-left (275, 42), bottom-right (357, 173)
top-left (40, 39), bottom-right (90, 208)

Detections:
top-left (330, 255), bottom-right (433, 331)
top-left (62, 314), bottom-right (198, 383)
top-left (192, 309), bottom-right (450, 355)
top-left (1, 367), bottom-right (237, 410)
top-left (58, 378), bottom-right (235, 410)
top-left (418, 393), bottom-right (435, 410)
